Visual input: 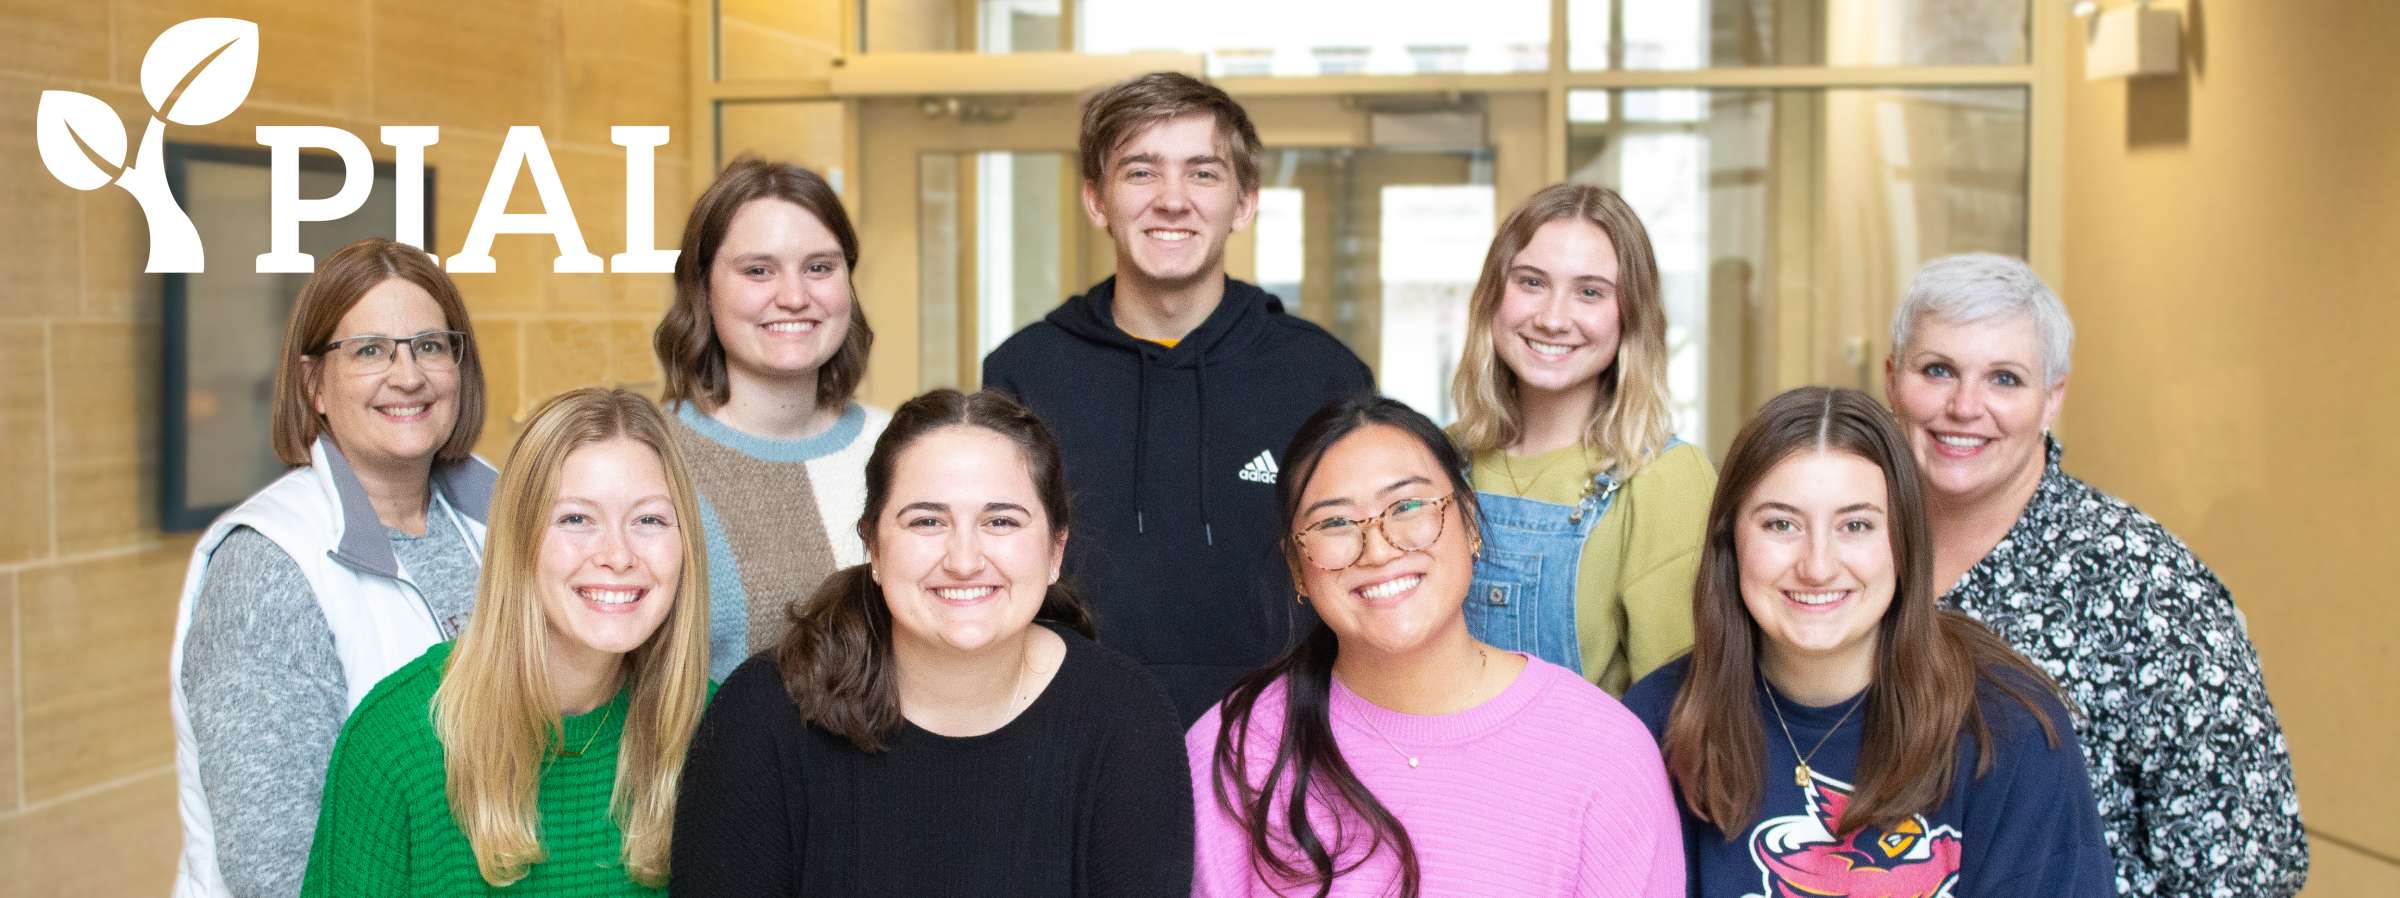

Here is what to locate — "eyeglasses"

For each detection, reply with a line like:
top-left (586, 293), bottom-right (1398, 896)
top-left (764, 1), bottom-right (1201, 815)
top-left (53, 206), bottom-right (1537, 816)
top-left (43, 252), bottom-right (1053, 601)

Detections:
top-left (1292, 494), bottom-right (1455, 571)
top-left (318, 330), bottom-right (467, 376)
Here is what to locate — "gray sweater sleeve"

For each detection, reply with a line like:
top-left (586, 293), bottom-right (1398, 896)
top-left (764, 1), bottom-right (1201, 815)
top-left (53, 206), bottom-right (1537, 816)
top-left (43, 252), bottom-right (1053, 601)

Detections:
top-left (181, 527), bottom-right (348, 898)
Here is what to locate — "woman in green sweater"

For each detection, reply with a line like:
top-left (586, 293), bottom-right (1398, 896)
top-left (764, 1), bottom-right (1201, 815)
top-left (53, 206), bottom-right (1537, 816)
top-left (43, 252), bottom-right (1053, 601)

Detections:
top-left (301, 387), bottom-right (713, 897)
top-left (1449, 183), bottom-right (1717, 695)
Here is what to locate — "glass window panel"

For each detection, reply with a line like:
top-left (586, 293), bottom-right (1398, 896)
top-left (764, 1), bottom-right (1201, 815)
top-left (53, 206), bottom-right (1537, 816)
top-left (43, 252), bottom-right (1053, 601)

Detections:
top-left (979, 0), bottom-right (1062, 52)
top-left (718, 0), bottom-right (844, 80)
top-left (1378, 185), bottom-right (1493, 424)
top-left (917, 151), bottom-right (1071, 390)
top-left (920, 155), bottom-right (961, 389)
top-left (1567, 86), bottom-right (2028, 453)
top-left (863, 0), bottom-right (1062, 52)
top-left (975, 152), bottom-right (1067, 359)
top-left (1569, 0), bottom-right (2028, 70)
top-left (1254, 147), bottom-right (1493, 424)
top-left (1254, 188), bottom-right (1306, 302)
top-left (1078, 0), bottom-right (1549, 76)
top-left (866, 0), bottom-right (962, 52)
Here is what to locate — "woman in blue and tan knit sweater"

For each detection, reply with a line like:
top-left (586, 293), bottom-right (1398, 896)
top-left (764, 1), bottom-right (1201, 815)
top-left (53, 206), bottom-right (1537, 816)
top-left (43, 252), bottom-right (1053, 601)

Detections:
top-left (651, 157), bottom-right (887, 679)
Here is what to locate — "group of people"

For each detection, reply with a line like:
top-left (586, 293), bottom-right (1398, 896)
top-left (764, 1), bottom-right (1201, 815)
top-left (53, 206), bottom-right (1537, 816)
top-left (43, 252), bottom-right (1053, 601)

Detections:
top-left (166, 72), bottom-right (2307, 897)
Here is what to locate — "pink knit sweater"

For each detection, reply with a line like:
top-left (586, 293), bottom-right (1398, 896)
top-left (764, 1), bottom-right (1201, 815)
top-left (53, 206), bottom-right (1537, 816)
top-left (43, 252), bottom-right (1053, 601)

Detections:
top-left (1186, 655), bottom-right (1683, 897)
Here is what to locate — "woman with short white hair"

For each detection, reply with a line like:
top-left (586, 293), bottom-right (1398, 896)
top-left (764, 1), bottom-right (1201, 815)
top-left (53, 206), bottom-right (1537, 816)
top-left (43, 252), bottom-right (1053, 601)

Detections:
top-left (1882, 252), bottom-right (2308, 896)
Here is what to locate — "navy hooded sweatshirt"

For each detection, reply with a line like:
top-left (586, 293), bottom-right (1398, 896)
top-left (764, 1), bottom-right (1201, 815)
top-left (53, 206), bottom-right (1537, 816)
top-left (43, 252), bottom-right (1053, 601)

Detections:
top-left (983, 276), bottom-right (1373, 721)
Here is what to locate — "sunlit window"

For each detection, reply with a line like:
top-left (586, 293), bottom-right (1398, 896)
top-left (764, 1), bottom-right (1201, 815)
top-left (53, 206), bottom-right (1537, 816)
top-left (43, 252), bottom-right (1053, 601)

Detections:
top-left (1079, 0), bottom-right (1550, 76)
top-left (1254, 188), bottom-right (1306, 306)
top-left (1570, 86), bottom-right (2029, 452)
top-left (1567, 0), bottom-right (2028, 70)
top-left (1377, 186), bottom-right (1494, 424)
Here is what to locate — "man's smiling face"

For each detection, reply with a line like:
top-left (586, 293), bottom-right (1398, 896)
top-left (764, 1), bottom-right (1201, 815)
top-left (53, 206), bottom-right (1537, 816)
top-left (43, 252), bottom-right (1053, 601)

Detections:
top-left (1083, 112), bottom-right (1258, 294)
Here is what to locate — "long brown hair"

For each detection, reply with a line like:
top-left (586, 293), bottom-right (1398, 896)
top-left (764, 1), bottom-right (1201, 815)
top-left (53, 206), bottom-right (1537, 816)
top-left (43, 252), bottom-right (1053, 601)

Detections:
top-left (1660, 386), bottom-right (2059, 838)
top-left (434, 388), bottom-right (712, 886)
top-left (774, 389), bottom-right (1094, 752)
top-left (653, 157), bottom-right (874, 411)
top-left (271, 237), bottom-right (487, 465)
top-left (1449, 183), bottom-right (1672, 478)
top-left (1209, 395), bottom-right (1484, 898)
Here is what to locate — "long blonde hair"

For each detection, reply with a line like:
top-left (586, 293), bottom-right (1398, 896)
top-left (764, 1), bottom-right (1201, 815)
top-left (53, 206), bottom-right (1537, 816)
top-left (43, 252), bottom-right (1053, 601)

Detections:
top-left (433, 387), bottom-right (712, 887)
top-left (1450, 183), bottom-right (1675, 478)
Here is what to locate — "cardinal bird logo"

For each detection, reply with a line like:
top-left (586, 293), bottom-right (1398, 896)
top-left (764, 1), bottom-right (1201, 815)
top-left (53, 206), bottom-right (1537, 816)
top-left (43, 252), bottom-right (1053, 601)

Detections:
top-left (1743, 773), bottom-right (1963, 898)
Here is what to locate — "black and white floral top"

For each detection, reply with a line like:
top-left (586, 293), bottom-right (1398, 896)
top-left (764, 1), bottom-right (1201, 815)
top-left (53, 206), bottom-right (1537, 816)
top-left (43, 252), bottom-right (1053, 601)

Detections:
top-left (1943, 438), bottom-right (2307, 897)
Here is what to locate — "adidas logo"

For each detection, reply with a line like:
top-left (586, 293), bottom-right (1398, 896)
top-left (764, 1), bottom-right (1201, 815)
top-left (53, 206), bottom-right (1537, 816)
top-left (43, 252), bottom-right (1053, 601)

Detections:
top-left (1238, 450), bottom-right (1279, 484)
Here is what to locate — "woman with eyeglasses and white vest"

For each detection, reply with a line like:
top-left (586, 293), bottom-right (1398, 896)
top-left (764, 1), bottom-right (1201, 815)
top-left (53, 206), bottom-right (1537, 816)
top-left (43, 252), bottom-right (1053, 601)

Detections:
top-left (170, 237), bottom-right (495, 898)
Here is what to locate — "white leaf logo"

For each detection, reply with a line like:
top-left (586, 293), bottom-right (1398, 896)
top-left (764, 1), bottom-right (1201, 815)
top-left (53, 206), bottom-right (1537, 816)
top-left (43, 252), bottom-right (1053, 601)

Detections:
top-left (34, 90), bottom-right (126, 191)
top-left (139, 17), bottom-right (258, 127)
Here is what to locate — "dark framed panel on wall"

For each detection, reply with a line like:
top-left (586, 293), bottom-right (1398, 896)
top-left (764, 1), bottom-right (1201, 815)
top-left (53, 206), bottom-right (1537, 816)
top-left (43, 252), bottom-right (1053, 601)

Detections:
top-left (159, 142), bottom-right (435, 532)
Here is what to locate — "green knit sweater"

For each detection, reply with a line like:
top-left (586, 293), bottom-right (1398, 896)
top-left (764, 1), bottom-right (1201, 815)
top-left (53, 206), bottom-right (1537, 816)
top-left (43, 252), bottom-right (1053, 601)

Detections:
top-left (299, 642), bottom-right (661, 898)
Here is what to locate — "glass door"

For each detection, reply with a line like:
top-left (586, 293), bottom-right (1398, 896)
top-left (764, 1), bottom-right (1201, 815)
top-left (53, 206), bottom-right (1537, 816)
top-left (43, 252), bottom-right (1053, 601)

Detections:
top-left (848, 89), bottom-right (1545, 420)
top-left (697, 0), bottom-right (2058, 452)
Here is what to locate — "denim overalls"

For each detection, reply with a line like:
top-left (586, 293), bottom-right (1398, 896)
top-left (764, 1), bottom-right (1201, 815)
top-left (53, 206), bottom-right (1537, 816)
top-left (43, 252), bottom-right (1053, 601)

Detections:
top-left (1465, 439), bottom-right (1679, 674)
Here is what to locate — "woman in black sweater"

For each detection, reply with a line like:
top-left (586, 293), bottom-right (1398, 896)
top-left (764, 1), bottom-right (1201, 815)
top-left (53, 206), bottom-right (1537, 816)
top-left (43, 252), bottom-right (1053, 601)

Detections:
top-left (671, 389), bottom-right (1192, 896)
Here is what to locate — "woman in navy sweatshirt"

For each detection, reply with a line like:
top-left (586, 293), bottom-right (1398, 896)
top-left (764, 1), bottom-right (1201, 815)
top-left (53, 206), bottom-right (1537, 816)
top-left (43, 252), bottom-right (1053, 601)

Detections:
top-left (1622, 387), bottom-right (2113, 898)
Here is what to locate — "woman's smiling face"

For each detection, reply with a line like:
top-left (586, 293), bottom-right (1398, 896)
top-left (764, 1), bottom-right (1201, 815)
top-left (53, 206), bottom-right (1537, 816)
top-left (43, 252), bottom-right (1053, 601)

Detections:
top-left (1288, 424), bottom-right (1476, 660)
top-left (1736, 449), bottom-right (1897, 679)
top-left (870, 425), bottom-right (1067, 656)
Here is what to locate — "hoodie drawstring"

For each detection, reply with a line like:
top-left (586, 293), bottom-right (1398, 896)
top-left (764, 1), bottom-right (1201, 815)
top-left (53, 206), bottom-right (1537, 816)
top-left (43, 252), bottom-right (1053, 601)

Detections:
top-left (1132, 350), bottom-right (1150, 535)
top-left (1196, 359), bottom-right (1213, 546)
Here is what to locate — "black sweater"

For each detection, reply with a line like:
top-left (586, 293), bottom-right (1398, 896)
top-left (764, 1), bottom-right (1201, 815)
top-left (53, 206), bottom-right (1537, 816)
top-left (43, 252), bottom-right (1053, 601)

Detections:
top-left (983, 277), bottom-right (1373, 719)
top-left (670, 625), bottom-right (1194, 897)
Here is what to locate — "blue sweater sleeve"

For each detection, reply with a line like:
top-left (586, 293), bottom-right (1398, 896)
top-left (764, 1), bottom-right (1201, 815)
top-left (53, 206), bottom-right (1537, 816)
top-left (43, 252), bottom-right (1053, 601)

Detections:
top-left (1959, 689), bottom-right (2117, 897)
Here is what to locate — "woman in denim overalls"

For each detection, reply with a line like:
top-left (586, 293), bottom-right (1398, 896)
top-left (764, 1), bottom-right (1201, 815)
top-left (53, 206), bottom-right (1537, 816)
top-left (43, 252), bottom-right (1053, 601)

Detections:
top-left (1447, 184), bottom-right (1718, 695)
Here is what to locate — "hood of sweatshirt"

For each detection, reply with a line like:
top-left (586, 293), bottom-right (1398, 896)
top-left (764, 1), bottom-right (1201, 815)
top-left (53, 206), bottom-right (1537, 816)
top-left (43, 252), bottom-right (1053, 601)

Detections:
top-left (1039, 275), bottom-right (1288, 546)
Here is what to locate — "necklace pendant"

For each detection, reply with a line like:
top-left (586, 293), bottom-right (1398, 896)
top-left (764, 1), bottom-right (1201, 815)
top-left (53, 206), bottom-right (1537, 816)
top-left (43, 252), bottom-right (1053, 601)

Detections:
top-left (1795, 764), bottom-right (1812, 787)
top-left (1407, 756), bottom-right (1420, 769)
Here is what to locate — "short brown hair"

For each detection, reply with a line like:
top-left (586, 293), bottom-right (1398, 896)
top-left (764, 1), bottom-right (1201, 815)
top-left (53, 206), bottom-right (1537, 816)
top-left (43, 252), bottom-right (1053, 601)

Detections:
top-left (1078, 72), bottom-right (1262, 193)
top-left (653, 157), bottom-right (874, 410)
top-left (269, 237), bottom-right (487, 466)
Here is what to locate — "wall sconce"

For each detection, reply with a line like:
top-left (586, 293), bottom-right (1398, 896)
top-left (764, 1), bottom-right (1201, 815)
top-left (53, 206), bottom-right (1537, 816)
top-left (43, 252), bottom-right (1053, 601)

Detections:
top-left (2076, 0), bottom-right (2183, 80)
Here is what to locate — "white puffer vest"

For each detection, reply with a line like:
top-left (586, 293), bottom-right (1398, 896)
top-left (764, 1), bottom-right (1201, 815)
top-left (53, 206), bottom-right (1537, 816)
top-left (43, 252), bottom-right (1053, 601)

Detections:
top-left (167, 438), bottom-right (493, 898)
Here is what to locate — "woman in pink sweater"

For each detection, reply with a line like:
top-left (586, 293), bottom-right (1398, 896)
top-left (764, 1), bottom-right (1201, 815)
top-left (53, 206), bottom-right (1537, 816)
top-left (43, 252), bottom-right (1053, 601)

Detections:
top-left (1187, 395), bottom-right (1684, 898)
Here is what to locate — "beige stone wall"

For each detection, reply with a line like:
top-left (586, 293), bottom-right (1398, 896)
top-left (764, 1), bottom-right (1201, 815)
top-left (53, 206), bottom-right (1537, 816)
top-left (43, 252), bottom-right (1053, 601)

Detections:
top-left (2056, 2), bottom-right (2400, 895)
top-left (0, 2), bottom-right (693, 894)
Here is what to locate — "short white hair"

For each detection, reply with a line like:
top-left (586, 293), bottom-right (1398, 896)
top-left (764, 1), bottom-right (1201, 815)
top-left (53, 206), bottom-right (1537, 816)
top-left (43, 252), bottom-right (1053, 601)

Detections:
top-left (1889, 253), bottom-right (2073, 387)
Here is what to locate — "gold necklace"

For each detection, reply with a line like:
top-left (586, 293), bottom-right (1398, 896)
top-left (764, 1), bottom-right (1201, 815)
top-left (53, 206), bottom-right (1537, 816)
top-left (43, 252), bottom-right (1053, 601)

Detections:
top-left (1498, 449), bottom-right (1530, 496)
top-left (1349, 647), bottom-right (1489, 770)
top-left (555, 704), bottom-right (614, 758)
top-left (1760, 669), bottom-right (1864, 788)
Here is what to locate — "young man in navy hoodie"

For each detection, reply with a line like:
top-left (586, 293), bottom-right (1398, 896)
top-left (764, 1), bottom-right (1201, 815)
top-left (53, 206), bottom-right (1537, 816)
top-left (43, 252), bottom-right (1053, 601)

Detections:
top-left (983, 72), bottom-right (1373, 721)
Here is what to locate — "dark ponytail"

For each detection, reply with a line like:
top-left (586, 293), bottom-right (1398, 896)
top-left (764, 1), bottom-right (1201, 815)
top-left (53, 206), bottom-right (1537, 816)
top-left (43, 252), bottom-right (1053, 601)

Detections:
top-left (774, 389), bottom-right (1094, 753)
top-left (1205, 394), bottom-right (1478, 898)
